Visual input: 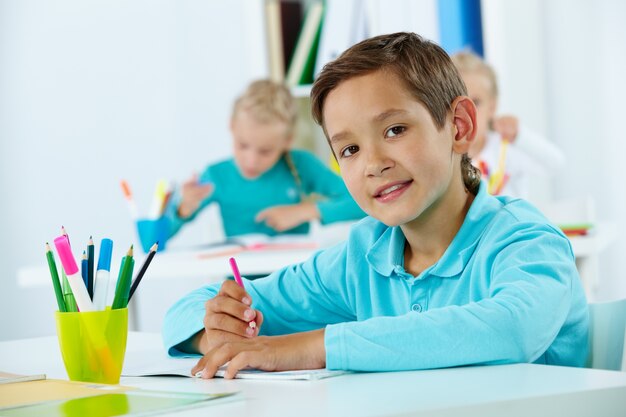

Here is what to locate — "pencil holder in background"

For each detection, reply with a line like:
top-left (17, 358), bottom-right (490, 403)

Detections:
top-left (55, 308), bottom-right (128, 384)
top-left (136, 217), bottom-right (169, 254)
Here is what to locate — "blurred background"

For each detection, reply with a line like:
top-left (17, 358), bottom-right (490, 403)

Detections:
top-left (1, 0), bottom-right (624, 340)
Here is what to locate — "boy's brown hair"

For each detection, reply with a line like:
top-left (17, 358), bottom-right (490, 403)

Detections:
top-left (311, 32), bottom-right (480, 194)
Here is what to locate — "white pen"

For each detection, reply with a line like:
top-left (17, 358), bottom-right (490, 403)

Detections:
top-left (93, 238), bottom-right (113, 310)
top-left (54, 235), bottom-right (94, 312)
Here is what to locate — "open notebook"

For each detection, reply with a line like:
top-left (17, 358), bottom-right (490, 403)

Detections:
top-left (123, 349), bottom-right (347, 381)
top-left (194, 233), bottom-right (319, 259)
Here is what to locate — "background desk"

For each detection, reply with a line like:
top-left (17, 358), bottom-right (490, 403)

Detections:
top-left (17, 226), bottom-right (616, 332)
top-left (1, 332), bottom-right (626, 417)
top-left (568, 224), bottom-right (617, 299)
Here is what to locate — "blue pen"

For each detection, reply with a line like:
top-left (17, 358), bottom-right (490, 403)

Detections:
top-left (93, 238), bottom-right (113, 310)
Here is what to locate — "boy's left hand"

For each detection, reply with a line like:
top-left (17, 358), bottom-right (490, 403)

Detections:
top-left (255, 202), bottom-right (319, 232)
top-left (191, 329), bottom-right (326, 379)
top-left (492, 115), bottom-right (519, 142)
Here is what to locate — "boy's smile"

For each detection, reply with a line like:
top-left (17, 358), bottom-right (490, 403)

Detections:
top-left (373, 180), bottom-right (413, 203)
top-left (324, 69), bottom-right (474, 235)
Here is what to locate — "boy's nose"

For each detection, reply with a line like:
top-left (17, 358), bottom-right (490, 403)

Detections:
top-left (364, 148), bottom-right (393, 177)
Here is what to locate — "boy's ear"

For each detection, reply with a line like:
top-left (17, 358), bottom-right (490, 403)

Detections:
top-left (450, 96), bottom-right (477, 153)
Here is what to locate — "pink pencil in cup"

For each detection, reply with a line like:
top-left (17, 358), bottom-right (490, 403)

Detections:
top-left (228, 257), bottom-right (257, 330)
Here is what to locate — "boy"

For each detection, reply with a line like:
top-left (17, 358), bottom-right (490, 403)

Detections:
top-left (163, 33), bottom-right (588, 378)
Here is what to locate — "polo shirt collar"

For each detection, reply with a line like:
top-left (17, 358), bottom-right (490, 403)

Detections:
top-left (366, 182), bottom-right (501, 278)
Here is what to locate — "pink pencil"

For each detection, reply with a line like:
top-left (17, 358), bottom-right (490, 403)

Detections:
top-left (228, 257), bottom-right (257, 329)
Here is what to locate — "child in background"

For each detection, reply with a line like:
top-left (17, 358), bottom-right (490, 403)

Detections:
top-left (164, 79), bottom-right (364, 239)
top-left (451, 51), bottom-right (565, 199)
top-left (163, 33), bottom-right (587, 377)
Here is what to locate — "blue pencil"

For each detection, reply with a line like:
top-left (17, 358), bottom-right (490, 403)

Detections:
top-left (81, 250), bottom-right (88, 288)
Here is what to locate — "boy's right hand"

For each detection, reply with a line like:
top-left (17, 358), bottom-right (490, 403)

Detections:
top-left (177, 173), bottom-right (214, 218)
top-left (197, 280), bottom-right (264, 354)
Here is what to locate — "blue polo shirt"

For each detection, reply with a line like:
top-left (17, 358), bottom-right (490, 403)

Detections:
top-left (162, 183), bottom-right (589, 371)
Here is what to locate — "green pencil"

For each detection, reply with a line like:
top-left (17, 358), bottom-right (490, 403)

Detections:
top-left (61, 269), bottom-right (78, 312)
top-left (45, 243), bottom-right (66, 312)
top-left (112, 245), bottom-right (135, 309)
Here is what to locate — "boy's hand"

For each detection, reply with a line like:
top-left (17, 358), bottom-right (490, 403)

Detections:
top-left (492, 115), bottom-right (519, 142)
top-left (197, 280), bottom-right (263, 355)
top-left (192, 329), bottom-right (326, 379)
top-left (177, 173), bottom-right (214, 218)
top-left (255, 202), bottom-right (319, 232)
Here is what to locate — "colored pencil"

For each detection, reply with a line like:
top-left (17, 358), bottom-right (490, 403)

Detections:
top-left (128, 242), bottom-right (158, 301)
top-left (229, 257), bottom-right (256, 329)
top-left (45, 243), bottom-right (66, 312)
top-left (81, 251), bottom-right (88, 288)
top-left (112, 245), bottom-right (135, 309)
top-left (87, 236), bottom-right (95, 299)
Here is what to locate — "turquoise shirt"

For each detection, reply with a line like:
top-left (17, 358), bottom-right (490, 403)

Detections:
top-left (162, 183), bottom-right (589, 371)
top-left (164, 149), bottom-right (364, 238)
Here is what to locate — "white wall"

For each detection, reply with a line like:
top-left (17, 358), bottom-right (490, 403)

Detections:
top-left (0, 0), bottom-right (267, 340)
top-left (2, 0), bottom-right (625, 340)
top-left (542, 0), bottom-right (626, 301)
top-left (483, 0), bottom-right (626, 300)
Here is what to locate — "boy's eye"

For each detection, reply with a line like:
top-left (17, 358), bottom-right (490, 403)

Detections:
top-left (340, 145), bottom-right (359, 158)
top-left (385, 126), bottom-right (406, 138)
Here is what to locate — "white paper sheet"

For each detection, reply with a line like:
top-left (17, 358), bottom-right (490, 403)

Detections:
top-left (122, 349), bottom-right (347, 381)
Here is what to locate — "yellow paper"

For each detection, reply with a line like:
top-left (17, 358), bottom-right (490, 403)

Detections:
top-left (0, 379), bottom-right (130, 409)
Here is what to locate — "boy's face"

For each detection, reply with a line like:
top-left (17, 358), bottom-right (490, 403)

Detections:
top-left (460, 71), bottom-right (496, 156)
top-left (230, 110), bottom-right (291, 179)
top-left (324, 70), bottom-right (472, 228)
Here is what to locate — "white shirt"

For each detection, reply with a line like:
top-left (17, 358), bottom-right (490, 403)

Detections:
top-left (475, 125), bottom-right (565, 199)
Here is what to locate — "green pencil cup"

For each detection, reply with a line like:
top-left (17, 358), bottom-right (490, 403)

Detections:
top-left (136, 217), bottom-right (169, 253)
top-left (55, 308), bottom-right (128, 384)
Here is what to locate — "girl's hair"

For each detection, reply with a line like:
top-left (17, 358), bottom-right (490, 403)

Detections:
top-left (311, 32), bottom-right (481, 195)
top-left (232, 79), bottom-right (298, 137)
top-left (451, 51), bottom-right (499, 98)
top-left (283, 152), bottom-right (306, 201)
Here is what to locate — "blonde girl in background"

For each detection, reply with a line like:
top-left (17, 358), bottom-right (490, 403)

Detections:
top-left (451, 51), bottom-right (565, 199)
top-left (164, 79), bottom-right (364, 239)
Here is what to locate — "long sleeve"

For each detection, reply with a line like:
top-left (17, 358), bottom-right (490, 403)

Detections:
top-left (162, 187), bottom-right (588, 370)
top-left (162, 241), bottom-right (354, 356)
top-left (514, 125), bottom-right (566, 174)
top-left (162, 166), bottom-right (216, 239)
top-left (324, 226), bottom-right (586, 371)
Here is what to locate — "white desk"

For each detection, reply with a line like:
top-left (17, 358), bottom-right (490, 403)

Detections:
top-left (1, 332), bottom-right (626, 417)
top-left (16, 226), bottom-right (616, 331)
top-left (18, 243), bottom-right (320, 332)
